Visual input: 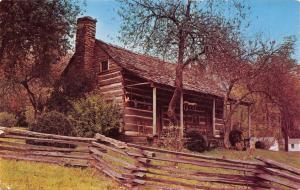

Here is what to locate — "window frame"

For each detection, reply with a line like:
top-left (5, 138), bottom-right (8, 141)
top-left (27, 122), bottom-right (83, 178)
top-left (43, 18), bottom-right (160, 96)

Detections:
top-left (100, 60), bottom-right (109, 73)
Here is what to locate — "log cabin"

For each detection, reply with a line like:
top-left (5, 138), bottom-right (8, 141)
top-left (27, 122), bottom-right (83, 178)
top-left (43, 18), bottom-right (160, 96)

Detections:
top-left (61, 16), bottom-right (251, 145)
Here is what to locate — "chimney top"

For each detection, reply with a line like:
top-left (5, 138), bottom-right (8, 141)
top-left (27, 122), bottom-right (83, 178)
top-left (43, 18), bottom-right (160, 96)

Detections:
top-left (77, 16), bottom-right (97, 23)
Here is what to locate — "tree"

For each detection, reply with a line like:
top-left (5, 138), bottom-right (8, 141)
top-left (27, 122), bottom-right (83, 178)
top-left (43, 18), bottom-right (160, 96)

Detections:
top-left (254, 39), bottom-right (300, 151)
top-left (118, 0), bottom-right (249, 124)
top-left (215, 35), bottom-right (300, 150)
top-left (0, 0), bottom-right (81, 118)
top-left (209, 37), bottom-right (295, 147)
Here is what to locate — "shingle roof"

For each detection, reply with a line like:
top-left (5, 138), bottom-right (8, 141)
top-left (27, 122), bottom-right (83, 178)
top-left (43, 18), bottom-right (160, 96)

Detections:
top-left (96, 40), bottom-right (225, 98)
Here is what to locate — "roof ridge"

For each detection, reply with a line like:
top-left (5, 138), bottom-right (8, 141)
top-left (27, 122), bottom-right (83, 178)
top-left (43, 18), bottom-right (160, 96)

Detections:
top-left (96, 39), bottom-right (175, 66)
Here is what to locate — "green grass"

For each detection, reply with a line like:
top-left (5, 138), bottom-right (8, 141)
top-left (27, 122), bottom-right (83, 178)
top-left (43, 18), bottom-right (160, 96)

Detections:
top-left (0, 159), bottom-right (127, 190)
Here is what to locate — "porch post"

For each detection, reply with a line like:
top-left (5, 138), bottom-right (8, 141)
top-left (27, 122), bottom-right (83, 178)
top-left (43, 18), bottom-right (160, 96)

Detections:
top-left (212, 98), bottom-right (216, 136)
top-left (152, 87), bottom-right (157, 136)
top-left (180, 91), bottom-right (184, 138)
top-left (229, 103), bottom-right (232, 130)
top-left (248, 105), bottom-right (251, 138)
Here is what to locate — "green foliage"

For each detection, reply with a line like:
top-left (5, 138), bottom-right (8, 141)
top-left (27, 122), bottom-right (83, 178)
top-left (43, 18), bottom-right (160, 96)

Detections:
top-left (0, 112), bottom-right (16, 127)
top-left (255, 141), bottom-right (265, 149)
top-left (30, 111), bottom-right (74, 136)
top-left (0, 0), bottom-right (82, 116)
top-left (15, 110), bottom-right (28, 127)
top-left (47, 90), bottom-right (74, 114)
top-left (185, 131), bottom-right (208, 153)
top-left (70, 94), bottom-right (121, 138)
top-left (157, 125), bottom-right (185, 151)
top-left (229, 129), bottom-right (243, 147)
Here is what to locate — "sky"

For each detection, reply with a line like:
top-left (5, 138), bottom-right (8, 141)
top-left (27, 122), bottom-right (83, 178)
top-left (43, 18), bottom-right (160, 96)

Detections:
top-left (81, 0), bottom-right (300, 62)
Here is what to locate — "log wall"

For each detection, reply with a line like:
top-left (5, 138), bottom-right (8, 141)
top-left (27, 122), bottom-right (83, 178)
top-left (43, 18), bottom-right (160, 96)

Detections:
top-left (92, 48), bottom-right (225, 142)
top-left (94, 46), bottom-right (125, 107)
top-left (122, 70), bottom-right (224, 140)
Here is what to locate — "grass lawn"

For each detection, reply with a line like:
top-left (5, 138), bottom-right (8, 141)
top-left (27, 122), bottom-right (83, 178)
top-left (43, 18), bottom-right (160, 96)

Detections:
top-left (0, 158), bottom-right (127, 190)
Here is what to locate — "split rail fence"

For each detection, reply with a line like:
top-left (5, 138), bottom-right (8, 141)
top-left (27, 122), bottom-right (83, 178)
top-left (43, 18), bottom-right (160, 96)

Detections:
top-left (0, 127), bottom-right (299, 190)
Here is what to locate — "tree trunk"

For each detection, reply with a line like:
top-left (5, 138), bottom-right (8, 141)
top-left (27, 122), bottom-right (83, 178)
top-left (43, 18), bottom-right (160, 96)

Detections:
top-left (222, 96), bottom-right (231, 148)
top-left (167, 30), bottom-right (185, 125)
top-left (21, 80), bottom-right (39, 119)
top-left (167, 64), bottom-right (184, 124)
top-left (284, 131), bottom-right (289, 152)
top-left (281, 112), bottom-right (291, 152)
top-left (223, 125), bottom-right (231, 148)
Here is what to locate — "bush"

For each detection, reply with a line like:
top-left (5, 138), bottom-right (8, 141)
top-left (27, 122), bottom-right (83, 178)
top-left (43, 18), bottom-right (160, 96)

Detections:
top-left (70, 94), bottom-right (121, 138)
top-left (47, 91), bottom-right (73, 114)
top-left (255, 141), bottom-right (265, 149)
top-left (229, 129), bottom-right (243, 147)
top-left (30, 111), bottom-right (75, 136)
top-left (157, 125), bottom-right (185, 151)
top-left (16, 110), bottom-right (28, 127)
top-left (185, 131), bottom-right (208, 153)
top-left (0, 112), bottom-right (16, 127)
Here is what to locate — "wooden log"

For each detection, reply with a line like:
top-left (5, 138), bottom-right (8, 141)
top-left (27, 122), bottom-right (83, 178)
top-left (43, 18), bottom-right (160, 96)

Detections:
top-left (264, 167), bottom-right (300, 184)
top-left (99, 76), bottom-right (122, 87)
top-left (124, 107), bottom-right (153, 118)
top-left (91, 159), bottom-right (125, 180)
top-left (99, 70), bottom-right (121, 81)
top-left (144, 176), bottom-right (238, 190)
top-left (3, 135), bottom-right (90, 146)
top-left (91, 155), bottom-right (144, 187)
top-left (256, 156), bottom-right (300, 175)
top-left (0, 153), bottom-right (89, 167)
top-left (99, 82), bottom-right (123, 92)
top-left (0, 127), bottom-right (94, 142)
top-left (148, 164), bottom-right (258, 179)
top-left (0, 147), bottom-right (91, 160)
top-left (92, 141), bottom-right (127, 156)
top-left (146, 169), bottom-right (267, 188)
top-left (127, 143), bottom-right (264, 167)
top-left (91, 154), bottom-right (132, 174)
top-left (124, 115), bottom-right (153, 124)
top-left (94, 133), bottom-right (127, 149)
top-left (139, 155), bottom-right (258, 173)
top-left (0, 140), bottom-right (89, 153)
top-left (89, 147), bottom-right (138, 170)
top-left (257, 173), bottom-right (300, 189)
top-left (177, 155), bottom-right (258, 170)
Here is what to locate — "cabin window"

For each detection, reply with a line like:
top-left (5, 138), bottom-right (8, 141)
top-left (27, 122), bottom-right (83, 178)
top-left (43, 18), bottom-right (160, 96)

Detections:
top-left (291, 144), bottom-right (295, 149)
top-left (100, 60), bottom-right (109, 72)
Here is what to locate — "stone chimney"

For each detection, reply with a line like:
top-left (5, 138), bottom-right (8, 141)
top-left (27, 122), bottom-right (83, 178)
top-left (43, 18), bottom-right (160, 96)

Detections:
top-left (74, 16), bottom-right (97, 89)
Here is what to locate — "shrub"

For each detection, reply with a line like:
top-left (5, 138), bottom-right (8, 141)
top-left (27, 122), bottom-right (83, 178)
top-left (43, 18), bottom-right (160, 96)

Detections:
top-left (229, 129), bottom-right (243, 147)
top-left (16, 110), bottom-right (28, 127)
top-left (0, 112), bottom-right (16, 127)
top-left (30, 111), bottom-right (75, 136)
top-left (47, 91), bottom-right (73, 114)
top-left (255, 141), bottom-right (265, 149)
top-left (157, 125), bottom-right (185, 151)
top-left (185, 131), bottom-right (208, 153)
top-left (70, 94), bottom-right (121, 138)
top-left (25, 106), bottom-right (35, 126)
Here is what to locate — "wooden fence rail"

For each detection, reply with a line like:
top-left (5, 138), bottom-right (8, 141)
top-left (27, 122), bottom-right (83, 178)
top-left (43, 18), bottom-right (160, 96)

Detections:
top-left (0, 127), bottom-right (300, 190)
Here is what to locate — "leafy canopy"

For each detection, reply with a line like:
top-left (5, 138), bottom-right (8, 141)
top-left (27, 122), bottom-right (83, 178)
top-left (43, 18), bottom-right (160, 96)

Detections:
top-left (118, 0), bottom-right (248, 64)
top-left (0, 0), bottom-right (81, 115)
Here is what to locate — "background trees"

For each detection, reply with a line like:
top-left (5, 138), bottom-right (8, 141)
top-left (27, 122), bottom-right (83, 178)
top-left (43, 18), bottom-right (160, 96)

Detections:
top-left (0, 0), bottom-right (81, 118)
